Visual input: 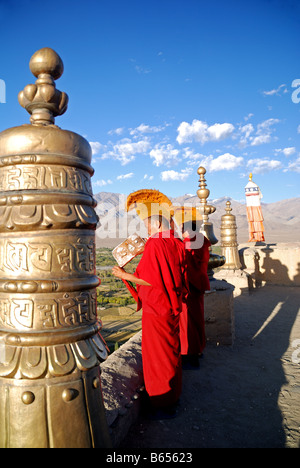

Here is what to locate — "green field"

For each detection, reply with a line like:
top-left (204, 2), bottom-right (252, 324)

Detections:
top-left (96, 247), bottom-right (141, 308)
top-left (96, 248), bottom-right (142, 352)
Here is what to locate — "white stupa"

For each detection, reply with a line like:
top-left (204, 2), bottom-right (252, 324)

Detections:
top-left (245, 173), bottom-right (265, 242)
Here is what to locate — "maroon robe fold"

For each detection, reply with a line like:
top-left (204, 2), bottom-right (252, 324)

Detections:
top-left (180, 234), bottom-right (211, 355)
top-left (134, 230), bottom-right (188, 407)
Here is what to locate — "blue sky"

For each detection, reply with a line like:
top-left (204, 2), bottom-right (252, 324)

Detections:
top-left (0, 0), bottom-right (300, 203)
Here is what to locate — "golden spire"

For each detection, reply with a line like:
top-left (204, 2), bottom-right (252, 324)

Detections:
top-left (249, 172), bottom-right (253, 181)
top-left (196, 166), bottom-right (225, 277)
top-left (196, 166), bottom-right (216, 224)
top-left (18, 47), bottom-right (68, 126)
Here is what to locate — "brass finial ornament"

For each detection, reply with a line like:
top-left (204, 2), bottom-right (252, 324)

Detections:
top-left (220, 200), bottom-right (242, 269)
top-left (18, 48), bottom-right (68, 126)
top-left (196, 166), bottom-right (225, 277)
top-left (0, 49), bottom-right (112, 448)
top-left (197, 166), bottom-right (217, 234)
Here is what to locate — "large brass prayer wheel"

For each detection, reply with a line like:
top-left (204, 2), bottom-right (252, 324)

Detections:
top-left (0, 48), bottom-right (112, 448)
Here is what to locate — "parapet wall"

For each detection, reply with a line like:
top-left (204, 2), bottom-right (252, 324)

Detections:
top-left (239, 242), bottom-right (300, 287)
top-left (100, 331), bottom-right (144, 448)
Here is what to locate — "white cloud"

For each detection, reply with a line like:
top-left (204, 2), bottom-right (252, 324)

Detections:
top-left (130, 58), bottom-right (151, 74)
top-left (297, 125), bottom-right (300, 134)
top-left (287, 156), bottom-right (300, 173)
top-left (237, 118), bottom-right (280, 147)
top-left (182, 149), bottom-right (244, 172)
top-left (102, 138), bottom-right (151, 165)
top-left (258, 118), bottom-right (280, 130)
top-left (182, 148), bottom-right (206, 165)
top-left (239, 123), bottom-right (255, 146)
top-left (130, 123), bottom-right (166, 136)
top-left (161, 168), bottom-right (192, 181)
top-left (207, 123), bottom-right (235, 141)
top-left (251, 134), bottom-right (272, 146)
top-left (200, 153), bottom-right (244, 172)
top-left (176, 119), bottom-right (235, 145)
top-left (247, 158), bottom-right (282, 174)
top-left (177, 120), bottom-right (207, 144)
top-left (93, 179), bottom-right (113, 187)
top-left (89, 141), bottom-right (105, 155)
top-left (150, 144), bottom-right (180, 167)
top-left (276, 147), bottom-right (296, 157)
top-left (117, 172), bottom-right (134, 180)
top-left (108, 127), bottom-right (124, 136)
top-left (134, 64), bottom-right (151, 74)
top-left (250, 118), bottom-right (280, 146)
top-left (143, 174), bottom-right (154, 181)
top-left (240, 123), bottom-right (255, 137)
top-left (262, 84), bottom-right (287, 96)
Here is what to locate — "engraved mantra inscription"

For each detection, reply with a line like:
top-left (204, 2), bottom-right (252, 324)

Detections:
top-left (0, 204), bottom-right (98, 232)
top-left (0, 238), bottom-right (95, 275)
top-left (0, 165), bottom-right (92, 194)
top-left (0, 291), bottom-right (97, 330)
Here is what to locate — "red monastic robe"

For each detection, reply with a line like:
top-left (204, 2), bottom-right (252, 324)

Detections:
top-left (180, 234), bottom-right (211, 355)
top-left (134, 230), bottom-right (188, 407)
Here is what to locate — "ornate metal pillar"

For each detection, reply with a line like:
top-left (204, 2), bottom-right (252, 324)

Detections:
top-left (0, 48), bottom-right (112, 448)
top-left (196, 166), bottom-right (225, 277)
top-left (220, 201), bottom-right (242, 269)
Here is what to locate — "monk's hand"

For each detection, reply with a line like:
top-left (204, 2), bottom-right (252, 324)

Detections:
top-left (112, 266), bottom-right (128, 279)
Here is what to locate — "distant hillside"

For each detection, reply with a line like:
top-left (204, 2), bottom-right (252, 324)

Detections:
top-left (94, 192), bottom-right (300, 248)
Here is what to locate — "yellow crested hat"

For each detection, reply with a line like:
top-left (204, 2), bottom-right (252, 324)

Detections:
top-left (126, 189), bottom-right (173, 221)
top-left (172, 206), bottom-right (202, 226)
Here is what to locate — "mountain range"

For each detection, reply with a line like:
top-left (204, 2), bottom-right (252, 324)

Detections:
top-left (94, 192), bottom-right (300, 248)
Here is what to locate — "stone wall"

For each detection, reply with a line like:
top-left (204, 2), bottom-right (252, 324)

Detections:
top-left (239, 242), bottom-right (300, 287)
top-left (100, 331), bottom-right (144, 448)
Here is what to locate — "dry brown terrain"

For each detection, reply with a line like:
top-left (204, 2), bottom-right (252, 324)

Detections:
top-left (94, 192), bottom-right (300, 248)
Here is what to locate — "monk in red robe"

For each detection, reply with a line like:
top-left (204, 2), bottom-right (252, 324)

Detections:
top-left (112, 214), bottom-right (188, 418)
top-left (179, 220), bottom-right (211, 368)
